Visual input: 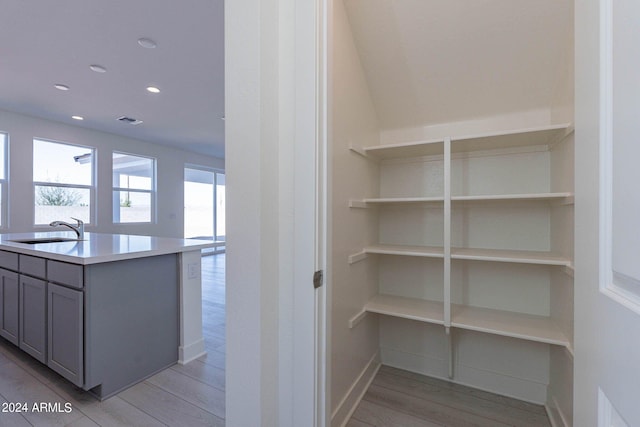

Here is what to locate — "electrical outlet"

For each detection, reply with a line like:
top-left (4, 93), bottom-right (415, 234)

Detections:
top-left (187, 262), bottom-right (200, 279)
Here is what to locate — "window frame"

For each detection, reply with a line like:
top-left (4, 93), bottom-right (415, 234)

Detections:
top-left (32, 138), bottom-right (96, 227)
top-left (0, 132), bottom-right (8, 229)
top-left (112, 151), bottom-right (157, 224)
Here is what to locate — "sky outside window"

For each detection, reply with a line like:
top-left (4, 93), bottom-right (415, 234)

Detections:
top-left (33, 139), bottom-right (92, 185)
top-left (0, 133), bottom-right (6, 180)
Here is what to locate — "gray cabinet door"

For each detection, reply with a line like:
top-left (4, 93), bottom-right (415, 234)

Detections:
top-left (48, 283), bottom-right (83, 387)
top-left (0, 268), bottom-right (19, 345)
top-left (19, 275), bottom-right (47, 363)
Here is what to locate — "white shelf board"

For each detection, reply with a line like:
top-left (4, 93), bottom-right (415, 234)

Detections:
top-left (451, 247), bottom-right (571, 266)
top-left (351, 196), bottom-right (445, 207)
top-left (365, 294), bottom-right (444, 325)
top-left (351, 193), bottom-right (573, 209)
top-left (451, 304), bottom-right (570, 347)
top-left (451, 192), bottom-right (574, 204)
top-left (361, 138), bottom-right (444, 160)
top-left (451, 123), bottom-right (572, 153)
top-left (364, 244), bottom-right (445, 258)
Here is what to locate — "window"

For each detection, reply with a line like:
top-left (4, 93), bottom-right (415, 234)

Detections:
top-left (33, 139), bottom-right (94, 225)
top-left (113, 152), bottom-right (155, 223)
top-left (184, 167), bottom-right (225, 251)
top-left (215, 172), bottom-right (225, 241)
top-left (0, 133), bottom-right (7, 227)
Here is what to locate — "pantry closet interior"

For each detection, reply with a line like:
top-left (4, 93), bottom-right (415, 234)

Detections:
top-left (329, 1), bottom-right (575, 426)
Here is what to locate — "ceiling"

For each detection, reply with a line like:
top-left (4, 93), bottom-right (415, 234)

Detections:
top-left (344, 0), bottom-right (574, 131)
top-left (0, 0), bottom-right (225, 158)
top-left (0, 0), bottom-right (572, 157)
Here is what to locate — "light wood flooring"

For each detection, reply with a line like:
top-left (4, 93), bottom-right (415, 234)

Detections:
top-left (347, 365), bottom-right (552, 427)
top-left (0, 253), bottom-right (226, 427)
top-left (0, 253), bottom-right (551, 427)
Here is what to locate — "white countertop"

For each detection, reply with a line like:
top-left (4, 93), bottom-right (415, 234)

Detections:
top-left (0, 232), bottom-right (222, 265)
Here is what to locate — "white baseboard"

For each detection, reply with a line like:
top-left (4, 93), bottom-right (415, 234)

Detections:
top-left (331, 351), bottom-right (380, 427)
top-left (546, 395), bottom-right (571, 427)
top-left (178, 338), bottom-right (206, 365)
top-left (380, 345), bottom-right (448, 379)
top-left (381, 346), bottom-right (547, 404)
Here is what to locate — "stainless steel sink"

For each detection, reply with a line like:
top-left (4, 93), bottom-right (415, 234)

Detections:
top-left (9, 237), bottom-right (80, 244)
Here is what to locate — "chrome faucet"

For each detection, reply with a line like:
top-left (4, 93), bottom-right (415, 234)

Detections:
top-left (49, 217), bottom-right (84, 240)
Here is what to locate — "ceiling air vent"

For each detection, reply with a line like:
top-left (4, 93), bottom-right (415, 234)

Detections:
top-left (117, 116), bottom-right (143, 125)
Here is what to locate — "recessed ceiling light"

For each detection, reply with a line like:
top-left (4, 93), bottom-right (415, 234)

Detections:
top-left (146, 86), bottom-right (160, 94)
top-left (138, 38), bottom-right (157, 49)
top-left (72, 115), bottom-right (84, 121)
top-left (54, 84), bottom-right (70, 91)
top-left (89, 64), bottom-right (107, 73)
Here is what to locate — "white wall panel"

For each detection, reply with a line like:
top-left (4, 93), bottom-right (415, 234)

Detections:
top-left (608, 0), bottom-right (640, 303)
top-left (574, 0), bottom-right (640, 423)
top-left (451, 261), bottom-right (551, 316)
top-left (454, 330), bottom-right (550, 403)
top-left (451, 151), bottom-right (550, 197)
top-left (379, 157), bottom-right (444, 198)
top-left (451, 205), bottom-right (551, 251)
top-left (379, 206), bottom-right (444, 247)
top-left (378, 256), bottom-right (444, 302)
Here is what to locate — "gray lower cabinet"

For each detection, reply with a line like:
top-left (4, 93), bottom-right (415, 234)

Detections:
top-left (0, 268), bottom-right (19, 345)
top-left (19, 275), bottom-right (47, 363)
top-left (0, 250), bottom-right (178, 398)
top-left (48, 283), bottom-right (83, 387)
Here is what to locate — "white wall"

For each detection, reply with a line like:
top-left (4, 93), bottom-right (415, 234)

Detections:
top-left (226, 0), bottom-right (321, 425)
top-left (549, 0), bottom-right (575, 126)
top-left (0, 108), bottom-right (223, 238)
top-left (329, 0), bottom-right (382, 424)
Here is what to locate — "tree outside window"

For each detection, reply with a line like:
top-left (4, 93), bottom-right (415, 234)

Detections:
top-left (33, 139), bottom-right (94, 225)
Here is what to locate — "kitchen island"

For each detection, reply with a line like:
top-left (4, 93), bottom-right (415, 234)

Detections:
top-left (0, 232), bottom-right (216, 400)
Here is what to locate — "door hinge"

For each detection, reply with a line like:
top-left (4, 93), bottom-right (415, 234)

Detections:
top-left (313, 270), bottom-right (323, 289)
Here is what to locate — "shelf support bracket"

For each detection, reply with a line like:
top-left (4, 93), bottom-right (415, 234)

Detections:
top-left (349, 200), bottom-right (368, 209)
top-left (348, 309), bottom-right (368, 329)
top-left (564, 264), bottom-right (575, 277)
top-left (348, 251), bottom-right (368, 264)
top-left (548, 123), bottom-right (575, 150)
top-left (348, 143), bottom-right (368, 158)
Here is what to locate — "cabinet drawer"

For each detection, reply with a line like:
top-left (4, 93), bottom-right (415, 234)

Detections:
top-left (0, 251), bottom-right (18, 272)
top-left (19, 255), bottom-right (46, 279)
top-left (47, 261), bottom-right (83, 289)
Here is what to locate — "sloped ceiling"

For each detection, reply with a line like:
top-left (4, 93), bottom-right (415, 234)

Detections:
top-left (344, 0), bottom-right (574, 131)
top-left (0, 0), bottom-right (224, 157)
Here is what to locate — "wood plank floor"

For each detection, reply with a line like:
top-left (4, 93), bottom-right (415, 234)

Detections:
top-left (0, 253), bottom-right (551, 426)
top-left (347, 365), bottom-right (552, 427)
top-left (0, 253), bottom-right (226, 427)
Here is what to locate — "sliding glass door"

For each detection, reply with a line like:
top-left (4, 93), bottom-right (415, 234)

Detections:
top-left (184, 167), bottom-right (225, 252)
top-left (214, 172), bottom-right (225, 242)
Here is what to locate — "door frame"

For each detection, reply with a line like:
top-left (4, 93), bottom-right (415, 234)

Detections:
top-left (225, 0), bottom-right (328, 425)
